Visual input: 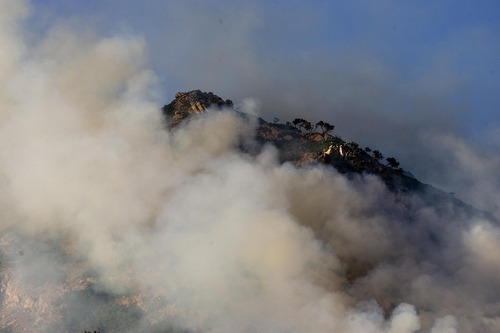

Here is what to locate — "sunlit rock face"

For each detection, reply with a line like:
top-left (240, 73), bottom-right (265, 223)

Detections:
top-left (162, 90), bottom-right (233, 127)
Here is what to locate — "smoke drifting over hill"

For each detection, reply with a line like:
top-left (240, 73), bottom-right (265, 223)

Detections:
top-left (1, 1), bottom-right (500, 332)
top-left (36, 0), bottom-right (500, 215)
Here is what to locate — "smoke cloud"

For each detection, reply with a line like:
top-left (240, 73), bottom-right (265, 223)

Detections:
top-left (70, 0), bottom-right (496, 194)
top-left (1, 1), bottom-right (500, 332)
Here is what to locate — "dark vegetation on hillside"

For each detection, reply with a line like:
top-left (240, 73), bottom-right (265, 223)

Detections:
top-left (162, 90), bottom-right (416, 187)
top-left (163, 90), bottom-right (402, 174)
top-left (162, 90), bottom-right (496, 222)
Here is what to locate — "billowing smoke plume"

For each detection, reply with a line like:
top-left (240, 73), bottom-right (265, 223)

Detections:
top-left (1, 1), bottom-right (500, 332)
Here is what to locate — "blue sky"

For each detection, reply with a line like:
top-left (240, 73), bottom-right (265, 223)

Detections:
top-left (24, 0), bottom-right (500, 187)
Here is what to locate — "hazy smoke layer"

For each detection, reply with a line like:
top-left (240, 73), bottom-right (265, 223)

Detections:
top-left (1, 1), bottom-right (500, 332)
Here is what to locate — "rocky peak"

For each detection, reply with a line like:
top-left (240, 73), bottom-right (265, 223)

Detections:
top-left (161, 90), bottom-right (233, 127)
top-left (161, 90), bottom-right (405, 182)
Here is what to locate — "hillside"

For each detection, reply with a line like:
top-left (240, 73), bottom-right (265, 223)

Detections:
top-left (163, 90), bottom-right (489, 220)
top-left (0, 90), bottom-right (497, 333)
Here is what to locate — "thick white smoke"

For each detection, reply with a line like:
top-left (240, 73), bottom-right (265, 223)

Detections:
top-left (1, 1), bottom-right (500, 332)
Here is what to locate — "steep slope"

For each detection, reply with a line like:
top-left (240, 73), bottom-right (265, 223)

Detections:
top-left (0, 90), bottom-right (498, 333)
top-left (163, 90), bottom-right (401, 173)
top-left (163, 90), bottom-right (491, 221)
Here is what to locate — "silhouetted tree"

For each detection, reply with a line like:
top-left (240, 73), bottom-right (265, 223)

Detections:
top-left (315, 121), bottom-right (335, 135)
top-left (292, 118), bottom-right (304, 129)
top-left (314, 120), bottom-right (325, 132)
top-left (364, 147), bottom-right (372, 152)
top-left (386, 157), bottom-right (400, 168)
top-left (303, 120), bottom-right (313, 132)
top-left (292, 118), bottom-right (312, 132)
top-left (372, 150), bottom-right (383, 160)
top-left (322, 122), bottom-right (335, 135)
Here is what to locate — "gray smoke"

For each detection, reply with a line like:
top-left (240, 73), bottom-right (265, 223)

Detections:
top-left (1, 1), bottom-right (500, 332)
top-left (65, 0), bottom-right (496, 196)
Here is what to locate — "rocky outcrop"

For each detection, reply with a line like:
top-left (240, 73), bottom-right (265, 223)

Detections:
top-left (162, 90), bottom-right (404, 179)
top-left (162, 90), bottom-right (233, 127)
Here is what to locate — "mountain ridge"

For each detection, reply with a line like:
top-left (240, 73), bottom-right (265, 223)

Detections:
top-left (162, 89), bottom-right (493, 222)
